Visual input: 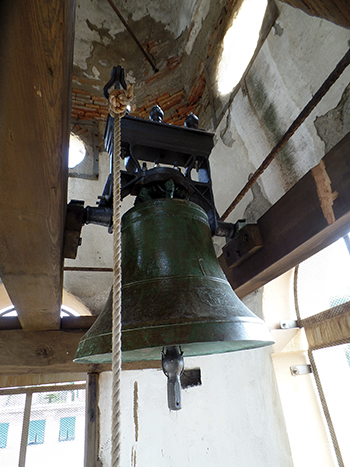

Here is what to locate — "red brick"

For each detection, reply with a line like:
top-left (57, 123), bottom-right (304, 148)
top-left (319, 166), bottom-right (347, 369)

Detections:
top-left (72, 88), bottom-right (89, 95)
top-left (85, 112), bottom-right (99, 119)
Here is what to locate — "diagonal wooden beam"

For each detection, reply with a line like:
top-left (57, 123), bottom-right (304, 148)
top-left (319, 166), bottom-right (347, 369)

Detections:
top-left (220, 132), bottom-right (350, 298)
top-left (0, 0), bottom-right (75, 330)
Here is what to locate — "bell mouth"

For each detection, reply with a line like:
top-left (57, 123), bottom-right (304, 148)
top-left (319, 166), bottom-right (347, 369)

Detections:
top-left (74, 317), bottom-right (274, 364)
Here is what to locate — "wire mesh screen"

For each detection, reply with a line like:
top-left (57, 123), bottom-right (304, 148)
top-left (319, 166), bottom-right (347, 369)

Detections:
top-left (296, 235), bottom-right (350, 319)
top-left (0, 394), bottom-right (26, 467)
top-left (0, 386), bottom-right (85, 467)
top-left (313, 344), bottom-right (350, 466)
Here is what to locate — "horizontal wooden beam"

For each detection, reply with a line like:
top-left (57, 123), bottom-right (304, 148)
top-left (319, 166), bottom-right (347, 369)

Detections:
top-left (0, 0), bottom-right (75, 330)
top-left (279, 0), bottom-right (350, 29)
top-left (0, 329), bottom-right (110, 376)
top-left (0, 319), bottom-right (161, 375)
top-left (301, 301), bottom-right (350, 349)
top-left (0, 316), bottom-right (97, 331)
top-left (220, 132), bottom-right (350, 298)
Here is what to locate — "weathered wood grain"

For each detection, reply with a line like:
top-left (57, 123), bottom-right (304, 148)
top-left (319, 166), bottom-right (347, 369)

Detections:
top-left (85, 374), bottom-right (100, 467)
top-left (0, 325), bottom-right (160, 375)
top-left (305, 311), bottom-right (350, 349)
top-left (0, 0), bottom-right (75, 329)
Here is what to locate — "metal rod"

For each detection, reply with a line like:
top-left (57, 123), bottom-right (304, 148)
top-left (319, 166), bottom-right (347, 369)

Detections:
top-left (106, 0), bottom-right (158, 73)
top-left (221, 48), bottom-right (350, 221)
top-left (343, 234), bottom-right (350, 256)
top-left (64, 267), bottom-right (113, 272)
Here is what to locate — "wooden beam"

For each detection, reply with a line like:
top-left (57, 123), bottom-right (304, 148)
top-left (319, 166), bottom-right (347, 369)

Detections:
top-left (301, 301), bottom-right (350, 349)
top-left (0, 0), bottom-right (75, 330)
top-left (85, 374), bottom-right (100, 467)
top-left (0, 329), bottom-right (111, 376)
top-left (0, 323), bottom-right (161, 375)
top-left (279, 0), bottom-right (350, 29)
top-left (220, 133), bottom-right (350, 298)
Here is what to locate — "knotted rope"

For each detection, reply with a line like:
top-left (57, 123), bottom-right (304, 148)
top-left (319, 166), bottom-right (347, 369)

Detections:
top-left (109, 83), bottom-right (133, 467)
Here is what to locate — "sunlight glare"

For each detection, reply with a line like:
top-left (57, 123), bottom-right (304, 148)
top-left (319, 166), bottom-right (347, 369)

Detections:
top-left (69, 135), bottom-right (86, 168)
top-left (217, 0), bottom-right (268, 95)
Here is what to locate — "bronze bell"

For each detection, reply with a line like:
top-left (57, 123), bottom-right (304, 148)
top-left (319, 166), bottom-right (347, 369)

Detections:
top-left (74, 198), bottom-right (273, 364)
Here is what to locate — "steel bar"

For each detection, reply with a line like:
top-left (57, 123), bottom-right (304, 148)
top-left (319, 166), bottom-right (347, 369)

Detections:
top-left (221, 47), bottom-right (350, 221)
top-left (106, 0), bottom-right (158, 73)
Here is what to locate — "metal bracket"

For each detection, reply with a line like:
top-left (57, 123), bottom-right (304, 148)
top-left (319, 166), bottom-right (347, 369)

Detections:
top-left (290, 364), bottom-right (312, 376)
top-left (63, 200), bottom-right (85, 259)
top-left (280, 320), bottom-right (298, 329)
top-left (222, 224), bottom-right (263, 268)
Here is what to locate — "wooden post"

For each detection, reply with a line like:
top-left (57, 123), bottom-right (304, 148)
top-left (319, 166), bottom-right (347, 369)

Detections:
top-left (85, 373), bottom-right (100, 467)
top-left (0, 0), bottom-right (75, 330)
top-left (18, 393), bottom-right (32, 467)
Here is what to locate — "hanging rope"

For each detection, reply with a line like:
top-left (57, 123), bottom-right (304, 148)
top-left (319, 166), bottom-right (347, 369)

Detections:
top-left (109, 83), bottom-right (133, 467)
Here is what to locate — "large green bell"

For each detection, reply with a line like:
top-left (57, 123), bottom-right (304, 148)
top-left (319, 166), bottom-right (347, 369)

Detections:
top-left (74, 198), bottom-right (273, 364)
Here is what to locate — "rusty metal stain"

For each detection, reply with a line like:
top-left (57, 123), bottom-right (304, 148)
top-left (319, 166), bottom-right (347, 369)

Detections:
top-left (133, 381), bottom-right (139, 443)
top-left (311, 160), bottom-right (338, 225)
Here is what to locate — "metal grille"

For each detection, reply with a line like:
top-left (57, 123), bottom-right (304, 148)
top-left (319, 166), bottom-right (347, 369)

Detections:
top-left (0, 394), bottom-right (26, 466)
top-left (295, 234), bottom-right (350, 467)
top-left (312, 344), bottom-right (350, 466)
top-left (0, 383), bottom-right (85, 467)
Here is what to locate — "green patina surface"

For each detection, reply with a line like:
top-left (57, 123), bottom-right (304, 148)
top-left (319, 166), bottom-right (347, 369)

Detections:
top-left (74, 198), bottom-right (273, 363)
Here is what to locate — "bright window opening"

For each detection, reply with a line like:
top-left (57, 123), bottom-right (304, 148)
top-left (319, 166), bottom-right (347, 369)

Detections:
top-left (296, 235), bottom-right (350, 319)
top-left (293, 232), bottom-right (350, 466)
top-left (313, 344), bottom-right (350, 466)
top-left (69, 135), bottom-right (86, 169)
top-left (217, 0), bottom-right (268, 95)
top-left (0, 383), bottom-right (85, 466)
top-left (0, 305), bottom-right (80, 318)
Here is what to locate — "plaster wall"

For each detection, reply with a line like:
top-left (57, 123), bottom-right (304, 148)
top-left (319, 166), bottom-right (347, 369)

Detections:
top-left (98, 347), bottom-right (293, 467)
top-left (211, 2), bottom-right (350, 231)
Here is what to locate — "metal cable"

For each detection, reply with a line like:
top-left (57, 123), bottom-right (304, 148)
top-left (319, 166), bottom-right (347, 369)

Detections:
top-left (221, 47), bottom-right (350, 221)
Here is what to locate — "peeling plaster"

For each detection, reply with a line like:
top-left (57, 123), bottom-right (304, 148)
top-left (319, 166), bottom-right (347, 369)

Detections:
top-left (315, 84), bottom-right (350, 153)
top-left (220, 107), bottom-right (235, 147)
top-left (130, 0), bottom-right (198, 38)
top-left (184, 0), bottom-right (211, 55)
top-left (243, 176), bottom-right (272, 223)
top-left (74, 0), bottom-right (125, 70)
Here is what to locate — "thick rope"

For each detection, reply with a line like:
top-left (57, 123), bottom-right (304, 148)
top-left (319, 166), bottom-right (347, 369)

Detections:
top-left (109, 84), bottom-right (133, 467)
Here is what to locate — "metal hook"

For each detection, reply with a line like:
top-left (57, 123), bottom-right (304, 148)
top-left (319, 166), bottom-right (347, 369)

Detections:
top-left (103, 65), bottom-right (127, 100)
